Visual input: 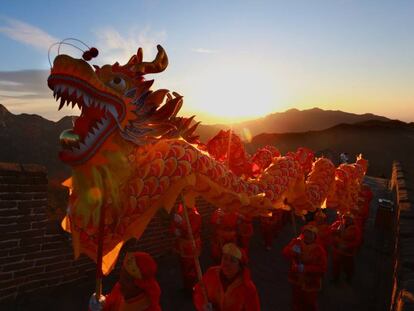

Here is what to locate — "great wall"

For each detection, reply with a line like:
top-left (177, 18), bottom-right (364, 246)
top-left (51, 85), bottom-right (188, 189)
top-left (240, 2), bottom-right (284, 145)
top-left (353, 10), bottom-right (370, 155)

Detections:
top-left (0, 161), bottom-right (413, 310)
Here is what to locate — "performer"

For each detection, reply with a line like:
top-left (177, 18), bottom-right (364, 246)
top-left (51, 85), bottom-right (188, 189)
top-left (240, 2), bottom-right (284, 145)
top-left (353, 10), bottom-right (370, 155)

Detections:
top-left (171, 203), bottom-right (202, 290)
top-left (89, 252), bottom-right (161, 311)
top-left (260, 210), bottom-right (283, 250)
top-left (330, 213), bottom-right (362, 283)
top-left (282, 224), bottom-right (328, 311)
top-left (193, 243), bottom-right (260, 311)
top-left (238, 213), bottom-right (254, 253)
top-left (356, 184), bottom-right (373, 226)
top-left (307, 210), bottom-right (331, 251)
top-left (210, 209), bottom-right (239, 264)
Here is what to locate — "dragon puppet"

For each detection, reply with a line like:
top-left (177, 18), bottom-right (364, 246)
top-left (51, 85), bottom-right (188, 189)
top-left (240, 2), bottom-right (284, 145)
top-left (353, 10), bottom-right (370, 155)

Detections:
top-left (48, 44), bottom-right (364, 274)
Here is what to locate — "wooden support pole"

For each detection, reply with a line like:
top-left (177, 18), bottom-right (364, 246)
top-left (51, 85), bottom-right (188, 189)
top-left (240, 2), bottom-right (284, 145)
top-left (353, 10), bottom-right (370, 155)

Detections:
top-left (180, 194), bottom-right (209, 304)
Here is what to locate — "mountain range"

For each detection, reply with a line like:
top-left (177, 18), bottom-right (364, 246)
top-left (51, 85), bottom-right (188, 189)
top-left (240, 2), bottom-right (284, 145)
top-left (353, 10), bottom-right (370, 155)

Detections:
top-left (196, 107), bottom-right (391, 142)
top-left (0, 103), bottom-right (412, 182)
top-left (247, 120), bottom-right (414, 179)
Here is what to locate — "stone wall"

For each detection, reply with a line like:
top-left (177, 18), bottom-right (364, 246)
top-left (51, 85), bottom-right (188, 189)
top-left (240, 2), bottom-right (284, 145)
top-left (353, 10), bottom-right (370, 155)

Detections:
top-left (390, 161), bottom-right (414, 311)
top-left (0, 162), bottom-right (215, 303)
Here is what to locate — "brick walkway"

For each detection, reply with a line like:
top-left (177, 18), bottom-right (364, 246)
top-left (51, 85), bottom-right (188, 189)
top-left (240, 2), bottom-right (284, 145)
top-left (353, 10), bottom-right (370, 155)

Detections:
top-left (5, 177), bottom-right (394, 311)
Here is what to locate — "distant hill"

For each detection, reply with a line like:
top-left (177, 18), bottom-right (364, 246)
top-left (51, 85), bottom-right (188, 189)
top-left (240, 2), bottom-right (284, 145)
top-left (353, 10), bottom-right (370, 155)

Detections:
top-left (0, 103), bottom-right (411, 182)
top-left (195, 107), bottom-right (391, 142)
top-left (247, 119), bottom-right (414, 179)
top-left (0, 104), bottom-right (71, 181)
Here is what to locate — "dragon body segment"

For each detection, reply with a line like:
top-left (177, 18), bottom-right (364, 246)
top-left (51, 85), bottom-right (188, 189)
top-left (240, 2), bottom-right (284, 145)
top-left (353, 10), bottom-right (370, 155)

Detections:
top-left (48, 45), bottom-right (351, 273)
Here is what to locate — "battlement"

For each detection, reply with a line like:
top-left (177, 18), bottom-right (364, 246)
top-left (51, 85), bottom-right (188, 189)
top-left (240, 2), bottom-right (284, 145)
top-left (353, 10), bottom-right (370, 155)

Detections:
top-left (390, 161), bottom-right (414, 311)
top-left (0, 161), bottom-right (215, 303)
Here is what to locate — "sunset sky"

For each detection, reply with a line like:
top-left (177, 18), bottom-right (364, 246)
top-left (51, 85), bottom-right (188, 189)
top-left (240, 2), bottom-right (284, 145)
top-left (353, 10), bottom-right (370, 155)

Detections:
top-left (0, 0), bottom-right (413, 124)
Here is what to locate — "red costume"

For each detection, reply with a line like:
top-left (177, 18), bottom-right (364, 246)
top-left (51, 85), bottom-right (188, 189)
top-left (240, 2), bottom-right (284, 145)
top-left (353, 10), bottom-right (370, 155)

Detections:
top-left (193, 243), bottom-right (260, 311)
top-left (92, 252), bottom-right (161, 311)
top-left (330, 217), bottom-right (362, 282)
top-left (260, 210), bottom-right (283, 250)
top-left (355, 184), bottom-right (373, 225)
top-left (238, 213), bottom-right (253, 253)
top-left (171, 204), bottom-right (202, 289)
top-left (307, 210), bottom-right (331, 251)
top-left (210, 209), bottom-right (239, 264)
top-left (102, 281), bottom-right (161, 311)
top-left (282, 225), bottom-right (328, 311)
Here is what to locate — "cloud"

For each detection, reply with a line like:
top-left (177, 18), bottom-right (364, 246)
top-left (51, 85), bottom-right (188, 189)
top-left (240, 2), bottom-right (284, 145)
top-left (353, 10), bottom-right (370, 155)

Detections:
top-left (93, 26), bottom-right (167, 65)
top-left (0, 70), bottom-right (50, 99)
top-left (191, 48), bottom-right (219, 54)
top-left (0, 80), bottom-right (22, 86)
top-left (0, 69), bottom-right (67, 120)
top-left (0, 17), bottom-right (58, 51)
top-left (0, 25), bottom-right (168, 121)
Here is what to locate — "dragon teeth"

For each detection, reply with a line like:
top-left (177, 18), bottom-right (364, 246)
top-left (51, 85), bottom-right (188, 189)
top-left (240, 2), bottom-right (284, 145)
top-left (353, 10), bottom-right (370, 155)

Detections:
top-left (84, 95), bottom-right (90, 107)
top-left (78, 142), bottom-right (87, 150)
top-left (84, 133), bottom-right (94, 146)
top-left (107, 106), bottom-right (118, 118)
top-left (67, 87), bottom-right (75, 96)
top-left (58, 98), bottom-right (65, 110)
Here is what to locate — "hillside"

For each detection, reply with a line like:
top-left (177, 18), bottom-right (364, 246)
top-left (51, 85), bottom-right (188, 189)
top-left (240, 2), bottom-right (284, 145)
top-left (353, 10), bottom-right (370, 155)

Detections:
top-left (195, 107), bottom-right (391, 142)
top-left (0, 104), bottom-right (72, 181)
top-left (0, 104), bottom-right (410, 182)
top-left (247, 120), bottom-right (414, 179)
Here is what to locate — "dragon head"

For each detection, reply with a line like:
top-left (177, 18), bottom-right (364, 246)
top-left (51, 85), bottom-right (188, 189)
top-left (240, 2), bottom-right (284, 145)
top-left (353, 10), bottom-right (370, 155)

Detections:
top-left (48, 45), bottom-right (198, 166)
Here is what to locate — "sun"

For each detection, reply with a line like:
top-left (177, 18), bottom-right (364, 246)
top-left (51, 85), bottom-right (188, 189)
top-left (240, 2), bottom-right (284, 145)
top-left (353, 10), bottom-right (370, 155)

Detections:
top-left (175, 54), bottom-right (287, 124)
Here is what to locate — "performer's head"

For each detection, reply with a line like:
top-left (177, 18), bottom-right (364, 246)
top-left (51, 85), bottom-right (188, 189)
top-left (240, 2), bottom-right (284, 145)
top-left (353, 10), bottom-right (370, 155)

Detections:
top-left (302, 224), bottom-right (318, 244)
top-left (120, 252), bottom-right (158, 300)
top-left (221, 243), bottom-right (247, 279)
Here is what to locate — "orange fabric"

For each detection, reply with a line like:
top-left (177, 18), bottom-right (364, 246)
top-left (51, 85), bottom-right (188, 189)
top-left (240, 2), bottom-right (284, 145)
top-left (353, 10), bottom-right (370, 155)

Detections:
top-left (102, 282), bottom-right (161, 311)
top-left (193, 266), bottom-right (260, 311)
top-left (282, 238), bottom-right (327, 292)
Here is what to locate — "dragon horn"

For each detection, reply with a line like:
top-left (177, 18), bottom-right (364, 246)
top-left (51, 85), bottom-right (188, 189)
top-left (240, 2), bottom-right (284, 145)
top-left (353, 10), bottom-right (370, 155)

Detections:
top-left (134, 45), bottom-right (168, 75)
top-left (137, 47), bottom-right (143, 63)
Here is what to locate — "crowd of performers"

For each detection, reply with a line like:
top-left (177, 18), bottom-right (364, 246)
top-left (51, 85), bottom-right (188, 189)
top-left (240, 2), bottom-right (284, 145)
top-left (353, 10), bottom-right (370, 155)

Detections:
top-left (89, 184), bottom-right (374, 311)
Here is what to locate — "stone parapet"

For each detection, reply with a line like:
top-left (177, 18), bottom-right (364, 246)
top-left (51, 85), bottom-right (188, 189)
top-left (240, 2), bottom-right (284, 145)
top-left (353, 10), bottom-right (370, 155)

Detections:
top-left (390, 161), bottom-right (414, 311)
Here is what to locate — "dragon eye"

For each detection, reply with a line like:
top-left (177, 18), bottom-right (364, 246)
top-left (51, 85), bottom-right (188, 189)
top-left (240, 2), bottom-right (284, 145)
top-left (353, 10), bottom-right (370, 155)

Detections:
top-left (109, 76), bottom-right (126, 91)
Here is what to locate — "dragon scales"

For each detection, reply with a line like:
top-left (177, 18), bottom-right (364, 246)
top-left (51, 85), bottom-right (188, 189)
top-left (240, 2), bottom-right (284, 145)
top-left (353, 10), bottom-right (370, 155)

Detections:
top-left (48, 45), bottom-right (362, 273)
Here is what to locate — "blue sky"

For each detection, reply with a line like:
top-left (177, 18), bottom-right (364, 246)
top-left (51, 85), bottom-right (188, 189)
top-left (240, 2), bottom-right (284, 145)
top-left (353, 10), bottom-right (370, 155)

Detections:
top-left (0, 0), bottom-right (413, 123)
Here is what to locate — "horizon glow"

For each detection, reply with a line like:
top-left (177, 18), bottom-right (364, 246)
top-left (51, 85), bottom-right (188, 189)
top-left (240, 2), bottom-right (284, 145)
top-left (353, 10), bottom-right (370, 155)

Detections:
top-left (0, 1), bottom-right (412, 124)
